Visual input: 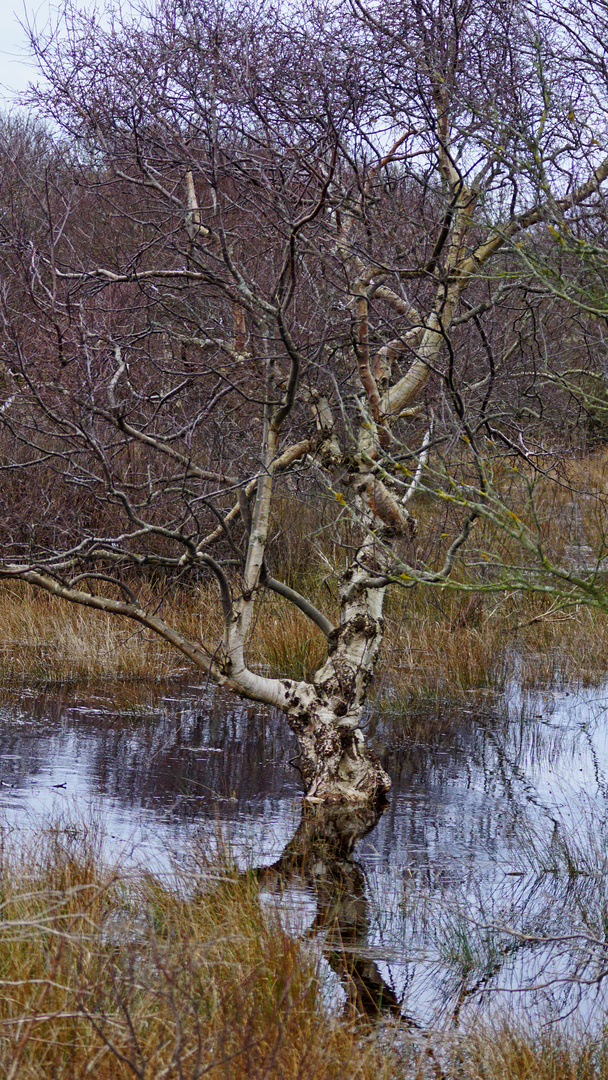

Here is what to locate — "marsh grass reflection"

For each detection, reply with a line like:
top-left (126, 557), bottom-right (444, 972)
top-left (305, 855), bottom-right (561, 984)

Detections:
top-left (6, 681), bottom-right (608, 1030)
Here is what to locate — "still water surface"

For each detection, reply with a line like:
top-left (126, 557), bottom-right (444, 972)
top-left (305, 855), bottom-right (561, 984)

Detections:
top-left (2, 679), bottom-right (608, 1028)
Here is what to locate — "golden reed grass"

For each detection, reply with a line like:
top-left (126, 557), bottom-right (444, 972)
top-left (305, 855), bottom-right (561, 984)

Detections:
top-left (2, 826), bottom-right (608, 1080)
top-left (3, 446), bottom-right (608, 694)
top-left (0, 826), bottom-right (402, 1080)
top-left (1, 574), bottom-right (608, 699)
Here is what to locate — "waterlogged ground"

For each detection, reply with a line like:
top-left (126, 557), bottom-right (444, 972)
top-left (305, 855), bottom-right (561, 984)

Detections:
top-left (2, 677), bottom-right (608, 1029)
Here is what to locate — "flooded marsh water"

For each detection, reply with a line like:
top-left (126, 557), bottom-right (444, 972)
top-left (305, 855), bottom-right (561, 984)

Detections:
top-left (2, 678), bottom-right (608, 1029)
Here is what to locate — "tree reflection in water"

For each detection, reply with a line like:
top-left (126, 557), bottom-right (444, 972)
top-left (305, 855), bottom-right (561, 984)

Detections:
top-left (256, 801), bottom-right (405, 1021)
top-left (6, 684), bottom-right (608, 1027)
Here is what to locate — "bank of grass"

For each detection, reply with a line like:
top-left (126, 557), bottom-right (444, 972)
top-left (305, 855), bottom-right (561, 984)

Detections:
top-left (378, 587), bottom-right (608, 705)
top-left (4, 446), bottom-right (608, 693)
top-left (2, 575), bottom-right (608, 700)
top-left (2, 827), bottom-right (608, 1080)
top-left (0, 580), bottom-right (329, 686)
top-left (0, 825), bottom-right (401, 1080)
top-left (0, 580), bottom-right (232, 684)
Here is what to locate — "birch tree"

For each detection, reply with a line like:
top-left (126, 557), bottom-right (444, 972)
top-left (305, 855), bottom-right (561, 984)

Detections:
top-left (1, 0), bottom-right (608, 802)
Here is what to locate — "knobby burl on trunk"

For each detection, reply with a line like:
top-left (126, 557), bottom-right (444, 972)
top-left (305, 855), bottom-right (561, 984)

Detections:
top-left (284, 598), bottom-right (390, 803)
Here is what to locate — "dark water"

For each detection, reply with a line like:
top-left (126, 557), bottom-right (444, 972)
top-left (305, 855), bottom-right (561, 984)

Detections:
top-left (2, 679), bottom-right (608, 1029)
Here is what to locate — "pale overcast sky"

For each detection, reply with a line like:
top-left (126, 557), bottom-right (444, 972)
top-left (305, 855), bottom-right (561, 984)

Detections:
top-left (0, 2), bottom-right (43, 104)
top-left (1, 1), bottom-right (119, 108)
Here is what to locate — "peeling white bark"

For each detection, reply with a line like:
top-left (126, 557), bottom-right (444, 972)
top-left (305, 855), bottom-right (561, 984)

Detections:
top-left (281, 553), bottom-right (392, 802)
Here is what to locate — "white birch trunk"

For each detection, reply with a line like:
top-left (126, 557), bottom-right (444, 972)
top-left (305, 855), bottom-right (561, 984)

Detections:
top-left (282, 544), bottom-right (392, 803)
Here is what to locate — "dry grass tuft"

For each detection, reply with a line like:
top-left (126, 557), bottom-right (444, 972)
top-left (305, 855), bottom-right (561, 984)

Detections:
top-left (0, 582), bottom-right (226, 684)
top-left (253, 596), bottom-right (328, 680)
top-left (2, 827), bottom-right (608, 1078)
top-left (453, 1023), bottom-right (608, 1080)
top-left (378, 588), bottom-right (608, 706)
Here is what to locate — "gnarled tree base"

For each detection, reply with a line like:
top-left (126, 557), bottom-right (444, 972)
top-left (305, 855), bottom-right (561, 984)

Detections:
top-left (287, 689), bottom-right (392, 803)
